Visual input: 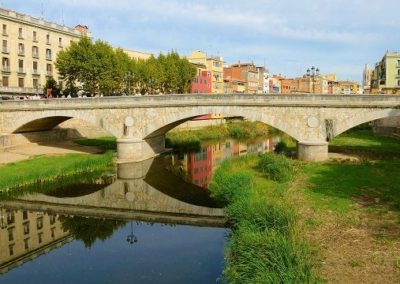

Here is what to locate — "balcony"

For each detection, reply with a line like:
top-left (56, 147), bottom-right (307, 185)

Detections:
top-left (1, 66), bottom-right (10, 73)
top-left (18, 68), bottom-right (26, 74)
top-left (18, 50), bottom-right (25, 56)
top-left (46, 71), bottom-right (53, 76)
top-left (32, 69), bottom-right (40, 76)
top-left (46, 55), bottom-right (52, 61)
top-left (32, 53), bottom-right (39, 59)
top-left (2, 47), bottom-right (9, 54)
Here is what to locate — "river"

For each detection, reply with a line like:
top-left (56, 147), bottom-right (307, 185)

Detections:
top-left (0, 136), bottom-right (279, 283)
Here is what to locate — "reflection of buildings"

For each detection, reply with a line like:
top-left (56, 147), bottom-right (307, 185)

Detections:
top-left (171, 137), bottom-right (279, 189)
top-left (0, 208), bottom-right (70, 274)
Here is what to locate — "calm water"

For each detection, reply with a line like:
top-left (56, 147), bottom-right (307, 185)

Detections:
top-left (0, 137), bottom-right (278, 283)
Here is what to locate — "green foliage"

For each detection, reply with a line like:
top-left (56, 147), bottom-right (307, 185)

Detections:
top-left (209, 169), bottom-right (253, 205)
top-left (258, 152), bottom-right (294, 182)
top-left (56, 39), bottom-right (196, 95)
top-left (225, 227), bottom-right (314, 284)
top-left (75, 136), bottom-right (117, 151)
top-left (209, 156), bottom-right (315, 283)
top-left (0, 151), bottom-right (114, 191)
top-left (60, 216), bottom-right (126, 248)
top-left (274, 141), bottom-right (287, 153)
top-left (43, 77), bottom-right (61, 97)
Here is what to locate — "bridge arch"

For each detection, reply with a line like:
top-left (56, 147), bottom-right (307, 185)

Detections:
top-left (142, 106), bottom-right (301, 141)
top-left (11, 110), bottom-right (119, 137)
top-left (335, 108), bottom-right (400, 137)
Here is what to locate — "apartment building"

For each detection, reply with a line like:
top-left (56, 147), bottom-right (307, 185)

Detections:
top-left (0, 7), bottom-right (88, 96)
top-left (223, 62), bottom-right (259, 94)
top-left (371, 51), bottom-right (400, 94)
top-left (187, 51), bottom-right (224, 94)
top-left (0, 209), bottom-right (70, 274)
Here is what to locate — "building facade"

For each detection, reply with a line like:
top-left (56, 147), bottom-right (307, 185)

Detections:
top-left (187, 51), bottom-right (224, 94)
top-left (0, 7), bottom-right (88, 96)
top-left (372, 51), bottom-right (400, 94)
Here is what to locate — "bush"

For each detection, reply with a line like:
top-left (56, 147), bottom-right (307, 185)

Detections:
top-left (274, 141), bottom-right (288, 153)
top-left (227, 196), bottom-right (296, 234)
top-left (224, 227), bottom-right (314, 284)
top-left (209, 170), bottom-right (253, 205)
top-left (258, 153), bottom-right (294, 182)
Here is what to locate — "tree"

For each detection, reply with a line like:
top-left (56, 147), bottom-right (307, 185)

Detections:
top-left (43, 77), bottom-right (61, 97)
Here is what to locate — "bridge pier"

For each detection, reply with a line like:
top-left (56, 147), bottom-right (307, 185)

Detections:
top-left (117, 135), bottom-right (166, 163)
top-left (297, 141), bottom-right (328, 162)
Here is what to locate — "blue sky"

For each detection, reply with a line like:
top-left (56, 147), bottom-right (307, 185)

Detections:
top-left (3, 0), bottom-right (400, 83)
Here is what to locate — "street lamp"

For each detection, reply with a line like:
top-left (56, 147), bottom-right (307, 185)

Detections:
top-left (306, 66), bottom-right (319, 94)
top-left (125, 72), bottom-right (134, 95)
top-left (126, 221), bottom-right (138, 245)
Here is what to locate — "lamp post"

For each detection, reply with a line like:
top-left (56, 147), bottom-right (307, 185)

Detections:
top-left (306, 66), bottom-right (319, 94)
top-left (126, 221), bottom-right (138, 245)
top-left (126, 72), bottom-right (133, 95)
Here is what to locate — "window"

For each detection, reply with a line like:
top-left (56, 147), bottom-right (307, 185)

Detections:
top-left (18, 43), bottom-right (25, 55)
top-left (18, 27), bottom-right (23, 39)
top-left (33, 78), bottom-right (39, 88)
top-left (38, 233), bottom-right (43, 244)
top-left (49, 214), bottom-right (56, 225)
top-left (398, 80), bottom-right (400, 87)
top-left (6, 210), bottom-right (14, 224)
top-left (51, 228), bottom-right (55, 239)
top-left (58, 37), bottom-right (63, 47)
top-left (33, 31), bottom-right (37, 41)
top-left (23, 221), bottom-right (29, 234)
top-left (2, 76), bottom-right (9, 87)
top-left (37, 217), bottom-right (43, 230)
top-left (32, 46), bottom-right (39, 58)
top-left (2, 40), bottom-right (8, 53)
top-left (9, 245), bottom-right (14, 256)
top-left (398, 69), bottom-right (400, 75)
top-left (33, 61), bottom-right (38, 73)
top-left (18, 59), bottom-right (24, 73)
top-left (24, 238), bottom-right (29, 250)
top-left (8, 228), bottom-right (14, 241)
top-left (46, 33), bottom-right (50, 44)
top-left (2, 24), bottom-right (6, 35)
top-left (46, 63), bottom-right (53, 75)
top-left (2, 57), bottom-right (9, 70)
top-left (46, 48), bottom-right (52, 60)
top-left (18, 77), bottom-right (24, 88)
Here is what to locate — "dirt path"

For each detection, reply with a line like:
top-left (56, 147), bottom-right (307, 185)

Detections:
top-left (0, 141), bottom-right (103, 165)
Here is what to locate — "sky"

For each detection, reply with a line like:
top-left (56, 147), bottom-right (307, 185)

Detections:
top-left (2, 0), bottom-right (400, 83)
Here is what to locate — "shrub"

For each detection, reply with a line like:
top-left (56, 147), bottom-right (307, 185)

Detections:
top-left (209, 170), bottom-right (253, 206)
top-left (258, 153), bottom-right (294, 182)
top-left (274, 141), bottom-right (287, 154)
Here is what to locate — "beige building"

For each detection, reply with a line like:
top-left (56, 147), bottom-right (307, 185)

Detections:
top-left (187, 51), bottom-right (224, 94)
top-left (372, 51), bottom-right (400, 94)
top-left (0, 209), bottom-right (70, 274)
top-left (0, 7), bottom-right (88, 96)
top-left (119, 48), bottom-right (152, 60)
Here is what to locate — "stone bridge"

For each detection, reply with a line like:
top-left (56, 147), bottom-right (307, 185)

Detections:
top-left (0, 173), bottom-right (226, 227)
top-left (1, 94), bottom-right (400, 161)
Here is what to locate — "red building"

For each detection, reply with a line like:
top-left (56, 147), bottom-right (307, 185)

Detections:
top-left (188, 146), bottom-right (212, 188)
top-left (191, 71), bottom-right (212, 94)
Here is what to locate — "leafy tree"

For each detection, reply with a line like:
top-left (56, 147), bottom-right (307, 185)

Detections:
top-left (43, 77), bottom-right (61, 97)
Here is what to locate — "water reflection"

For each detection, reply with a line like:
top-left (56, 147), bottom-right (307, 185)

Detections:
top-left (167, 137), bottom-right (279, 188)
top-left (0, 137), bottom-right (278, 282)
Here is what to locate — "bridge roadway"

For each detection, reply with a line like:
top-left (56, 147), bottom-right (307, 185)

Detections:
top-left (1, 94), bottom-right (400, 161)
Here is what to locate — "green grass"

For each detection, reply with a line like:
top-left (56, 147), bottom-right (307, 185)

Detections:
top-left (0, 151), bottom-right (115, 191)
top-left (209, 155), bottom-right (315, 283)
top-left (305, 129), bottom-right (400, 213)
top-left (75, 136), bottom-right (117, 150)
top-left (166, 120), bottom-right (270, 150)
top-left (330, 129), bottom-right (400, 157)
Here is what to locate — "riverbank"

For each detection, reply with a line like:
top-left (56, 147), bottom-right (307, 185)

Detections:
top-left (211, 128), bottom-right (400, 283)
top-left (166, 120), bottom-right (271, 150)
top-left (0, 138), bottom-right (115, 192)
